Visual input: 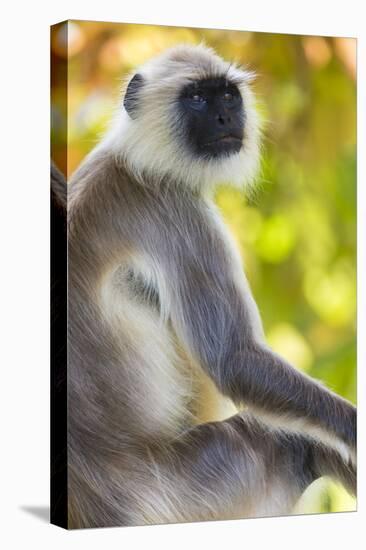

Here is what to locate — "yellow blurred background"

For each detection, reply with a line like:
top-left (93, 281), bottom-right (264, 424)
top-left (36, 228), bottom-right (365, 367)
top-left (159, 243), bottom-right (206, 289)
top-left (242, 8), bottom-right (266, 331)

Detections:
top-left (51, 21), bottom-right (357, 516)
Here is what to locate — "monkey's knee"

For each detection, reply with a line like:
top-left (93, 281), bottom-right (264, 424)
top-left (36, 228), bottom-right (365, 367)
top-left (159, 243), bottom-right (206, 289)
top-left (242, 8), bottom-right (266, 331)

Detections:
top-left (289, 436), bottom-right (356, 496)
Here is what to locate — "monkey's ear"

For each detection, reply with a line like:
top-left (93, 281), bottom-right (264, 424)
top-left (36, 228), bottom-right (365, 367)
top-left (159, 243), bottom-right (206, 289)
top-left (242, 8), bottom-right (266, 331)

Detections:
top-left (123, 73), bottom-right (144, 119)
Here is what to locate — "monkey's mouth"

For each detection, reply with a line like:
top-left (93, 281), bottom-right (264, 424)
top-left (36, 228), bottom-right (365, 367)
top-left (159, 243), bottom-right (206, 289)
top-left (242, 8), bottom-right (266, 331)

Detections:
top-left (204, 134), bottom-right (242, 147)
top-left (199, 134), bottom-right (243, 158)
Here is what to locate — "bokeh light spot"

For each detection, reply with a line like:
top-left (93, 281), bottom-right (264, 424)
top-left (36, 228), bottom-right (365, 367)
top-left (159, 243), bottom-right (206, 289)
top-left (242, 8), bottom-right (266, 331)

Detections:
top-left (267, 323), bottom-right (313, 371)
top-left (255, 214), bottom-right (296, 263)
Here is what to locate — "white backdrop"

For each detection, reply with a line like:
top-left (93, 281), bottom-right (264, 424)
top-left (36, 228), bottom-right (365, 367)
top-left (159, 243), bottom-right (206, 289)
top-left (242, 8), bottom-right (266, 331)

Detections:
top-left (0, 1), bottom-right (364, 549)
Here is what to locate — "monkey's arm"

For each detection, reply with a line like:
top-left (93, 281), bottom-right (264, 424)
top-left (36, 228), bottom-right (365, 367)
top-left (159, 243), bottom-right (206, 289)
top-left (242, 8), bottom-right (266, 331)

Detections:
top-left (163, 203), bottom-right (356, 460)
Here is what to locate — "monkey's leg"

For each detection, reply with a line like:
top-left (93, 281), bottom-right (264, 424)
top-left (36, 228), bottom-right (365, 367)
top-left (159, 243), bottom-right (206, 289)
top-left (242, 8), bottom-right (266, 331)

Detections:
top-left (146, 413), bottom-right (355, 524)
top-left (69, 412), bottom-right (355, 528)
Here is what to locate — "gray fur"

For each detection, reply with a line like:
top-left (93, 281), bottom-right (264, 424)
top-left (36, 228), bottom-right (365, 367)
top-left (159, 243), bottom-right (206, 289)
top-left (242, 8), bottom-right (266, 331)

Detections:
top-left (67, 46), bottom-right (356, 529)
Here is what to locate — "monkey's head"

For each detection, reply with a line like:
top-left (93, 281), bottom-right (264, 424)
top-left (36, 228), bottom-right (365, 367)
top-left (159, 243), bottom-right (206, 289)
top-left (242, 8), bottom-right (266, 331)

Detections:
top-left (110, 44), bottom-right (260, 191)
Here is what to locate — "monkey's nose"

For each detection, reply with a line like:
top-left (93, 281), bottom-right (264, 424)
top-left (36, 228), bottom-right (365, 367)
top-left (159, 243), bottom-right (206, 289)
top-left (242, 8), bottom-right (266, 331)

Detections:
top-left (216, 113), bottom-right (232, 126)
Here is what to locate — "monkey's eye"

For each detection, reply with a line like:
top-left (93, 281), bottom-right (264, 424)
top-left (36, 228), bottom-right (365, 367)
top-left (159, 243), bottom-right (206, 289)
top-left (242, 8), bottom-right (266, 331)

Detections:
top-left (223, 92), bottom-right (234, 101)
top-left (190, 93), bottom-right (205, 102)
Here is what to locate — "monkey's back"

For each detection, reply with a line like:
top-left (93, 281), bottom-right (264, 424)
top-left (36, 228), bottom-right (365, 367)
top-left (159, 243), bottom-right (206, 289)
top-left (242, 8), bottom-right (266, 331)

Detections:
top-left (67, 152), bottom-right (234, 526)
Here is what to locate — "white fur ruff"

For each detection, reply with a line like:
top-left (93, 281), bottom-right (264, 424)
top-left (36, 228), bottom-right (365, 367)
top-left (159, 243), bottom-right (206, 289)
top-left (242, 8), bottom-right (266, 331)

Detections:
top-left (97, 44), bottom-right (261, 192)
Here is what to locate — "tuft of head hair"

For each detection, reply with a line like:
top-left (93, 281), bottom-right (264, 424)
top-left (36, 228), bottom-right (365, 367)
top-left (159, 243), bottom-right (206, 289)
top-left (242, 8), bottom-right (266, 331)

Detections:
top-left (102, 44), bottom-right (261, 193)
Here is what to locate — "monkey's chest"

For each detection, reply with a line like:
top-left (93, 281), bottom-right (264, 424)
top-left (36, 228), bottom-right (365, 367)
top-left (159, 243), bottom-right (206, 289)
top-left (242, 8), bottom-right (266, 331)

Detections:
top-left (123, 267), bottom-right (237, 426)
top-left (100, 263), bottom-right (236, 437)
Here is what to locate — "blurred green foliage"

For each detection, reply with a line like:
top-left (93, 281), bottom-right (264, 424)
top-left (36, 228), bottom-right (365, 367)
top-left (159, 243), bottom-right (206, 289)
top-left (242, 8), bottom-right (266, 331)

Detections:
top-left (51, 21), bottom-right (356, 516)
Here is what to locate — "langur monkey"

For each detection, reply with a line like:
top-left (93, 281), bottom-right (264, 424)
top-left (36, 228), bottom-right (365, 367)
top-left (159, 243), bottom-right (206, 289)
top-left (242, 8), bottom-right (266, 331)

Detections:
top-left (66, 44), bottom-right (356, 528)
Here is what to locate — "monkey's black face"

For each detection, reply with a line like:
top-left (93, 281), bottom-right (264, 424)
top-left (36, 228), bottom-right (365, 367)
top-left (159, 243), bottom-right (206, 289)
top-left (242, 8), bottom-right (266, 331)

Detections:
top-left (179, 77), bottom-right (245, 159)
